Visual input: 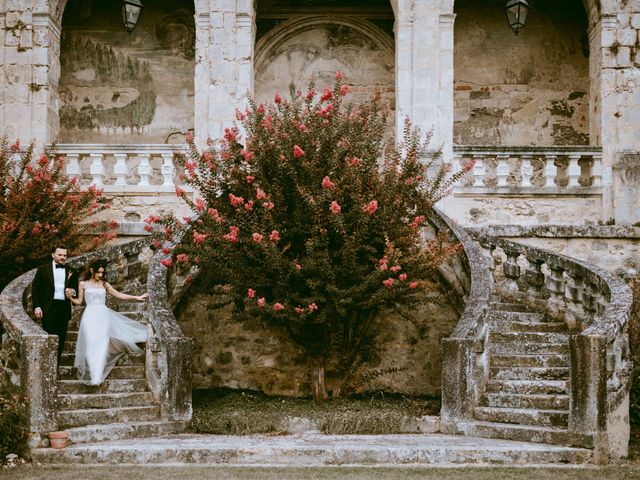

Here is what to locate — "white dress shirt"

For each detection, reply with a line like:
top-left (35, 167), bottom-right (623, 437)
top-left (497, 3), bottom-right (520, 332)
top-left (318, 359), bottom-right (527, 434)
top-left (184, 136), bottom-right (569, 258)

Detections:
top-left (53, 261), bottom-right (66, 300)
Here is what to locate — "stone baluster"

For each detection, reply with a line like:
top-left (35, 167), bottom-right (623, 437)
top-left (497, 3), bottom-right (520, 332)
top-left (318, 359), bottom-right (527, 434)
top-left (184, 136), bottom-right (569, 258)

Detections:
top-left (520, 155), bottom-right (533, 188)
top-left (502, 247), bottom-right (521, 292)
top-left (161, 153), bottom-right (176, 187)
top-left (524, 256), bottom-right (545, 297)
top-left (582, 279), bottom-right (598, 318)
top-left (472, 156), bottom-right (485, 187)
top-left (496, 154), bottom-right (509, 187)
top-left (478, 240), bottom-right (497, 284)
top-left (89, 153), bottom-right (105, 186)
top-left (113, 153), bottom-right (128, 186)
top-left (137, 154), bottom-right (151, 186)
top-left (545, 262), bottom-right (566, 312)
top-left (592, 154), bottom-right (602, 188)
top-left (65, 153), bottom-right (81, 180)
top-left (567, 154), bottom-right (581, 187)
top-left (564, 270), bottom-right (584, 326)
top-left (544, 154), bottom-right (557, 187)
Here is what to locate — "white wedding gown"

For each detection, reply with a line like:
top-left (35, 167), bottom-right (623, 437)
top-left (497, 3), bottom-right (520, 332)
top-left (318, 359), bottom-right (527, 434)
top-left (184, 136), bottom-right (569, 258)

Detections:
top-left (74, 288), bottom-right (148, 385)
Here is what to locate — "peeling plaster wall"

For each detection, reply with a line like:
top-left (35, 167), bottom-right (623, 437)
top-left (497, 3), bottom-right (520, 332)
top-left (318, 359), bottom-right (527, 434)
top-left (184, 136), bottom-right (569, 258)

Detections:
top-left (454, 0), bottom-right (590, 146)
top-left (57, 0), bottom-right (195, 143)
top-left (254, 21), bottom-right (394, 116)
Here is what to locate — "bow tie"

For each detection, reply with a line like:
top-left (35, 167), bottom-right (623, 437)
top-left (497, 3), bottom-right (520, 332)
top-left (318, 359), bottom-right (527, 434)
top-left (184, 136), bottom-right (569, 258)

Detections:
top-left (55, 264), bottom-right (65, 269)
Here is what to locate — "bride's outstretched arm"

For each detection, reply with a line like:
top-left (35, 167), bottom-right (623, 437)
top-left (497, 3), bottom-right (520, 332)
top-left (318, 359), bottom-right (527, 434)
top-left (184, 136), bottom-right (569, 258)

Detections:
top-left (105, 282), bottom-right (148, 302)
top-left (68, 282), bottom-right (85, 306)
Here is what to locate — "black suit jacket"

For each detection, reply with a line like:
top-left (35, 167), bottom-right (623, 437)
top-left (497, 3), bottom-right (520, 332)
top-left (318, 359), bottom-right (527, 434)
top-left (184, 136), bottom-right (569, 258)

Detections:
top-left (32, 263), bottom-right (79, 318)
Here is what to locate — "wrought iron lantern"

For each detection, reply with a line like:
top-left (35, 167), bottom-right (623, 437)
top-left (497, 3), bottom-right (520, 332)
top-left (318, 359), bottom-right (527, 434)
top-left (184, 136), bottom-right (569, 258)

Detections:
top-left (122, 0), bottom-right (144, 33)
top-left (504, 0), bottom-right (530, 36)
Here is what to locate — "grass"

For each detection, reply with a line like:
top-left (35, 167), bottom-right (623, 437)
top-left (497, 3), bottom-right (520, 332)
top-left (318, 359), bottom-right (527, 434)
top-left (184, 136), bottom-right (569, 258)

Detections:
top-left (189, 388), bottom-right (440, 435)
top-left (3, 465), bottom-right (640, 480)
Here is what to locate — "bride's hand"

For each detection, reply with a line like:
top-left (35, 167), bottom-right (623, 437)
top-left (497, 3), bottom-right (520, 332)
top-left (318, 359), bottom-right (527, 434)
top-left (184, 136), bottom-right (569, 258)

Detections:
top-left (137, 293), bottom-right (149, 301)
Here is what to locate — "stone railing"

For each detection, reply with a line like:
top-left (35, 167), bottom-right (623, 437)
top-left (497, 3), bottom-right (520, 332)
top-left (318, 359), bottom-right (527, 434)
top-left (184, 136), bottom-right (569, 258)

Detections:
top-left (0, 239), bottom-right (193, 444)
top-left (51, 144), bottom-right (192, 193)
top-left (452, 145), bottom-right (603, 193)
top-left (466, 231), bottom-right (633, 458)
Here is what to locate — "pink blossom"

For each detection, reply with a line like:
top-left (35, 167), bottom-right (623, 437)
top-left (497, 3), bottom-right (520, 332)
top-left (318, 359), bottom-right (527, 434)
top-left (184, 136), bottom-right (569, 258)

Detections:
top-left (195, 198), bottom-right (206, 212)
top-left (335, 71), bottom-right (344, 81)
top-left (263, 202), bottom-right (275, 210)
top-left (306, 89), bottom-right (316, 100)
top-left (294, 262), bottom-right (302, 271)
top-left (229, 194), bottom-right (244, 207)
top-left (223, 226), bottom-right (239, 243)
top-left (295, 307), bottom-right (305, 314)
top-left (308, 303), bottom-right (318, 311)
top-left (245, 175), bottom-right (255, 183)
top-left (224, 127), bottom-right (238, 143)
top-left (409, 282), bottom-right (418, 289)
top-left (405, 177), bottom-right (414, 185)
top-left (318, 103), bottom-right (334, 117)
top-left (175, 186), bottom-right (186, 197)
top-left (162, 247), bottom-right (171, 255)
top-left (257, 297), bottom-right (266, 308)
top-left (399, 273), bottom-right (408, 282)
top-left (208, 208), bottom-right (223, 223)
top-left (247, 288), bottom-right (256, 299)
top-left (274, 303), bottom-right (285, 311)
top-left (464, 160), bottom-right (476, 172)
top-left (269, 230), bottom-right (281, 242)
top-left (257, 104), bottom-right (266, 114)
top-left (320, 87), bottom-right (332, 102)
top-left (293, 145), bottom-right (305, 158)
top-left (339, 84), bottom-right (349, 96)
top-left (160, 259), bottom-right (173, 268)
top-left (235, 109), bottom-right (245, 121)
top-left (362, 200), bottom-right (378, 215)
top-left (330, 201), bottom-right (341, 214)
top-left (244, 200), bottom-right (254, 211)
top-left (256, 188), bottom-right (267, 200)
top-left (177, 253), bottom-right (189, 263)
top-left (410, 215), bottom-right (426, 229)
top-left (185, 131), bottom-right (193, 143)
top-left (193, 231), bottom-right (208, 244)
top-left (10, 139), bottom-right (20, 151)
top-left (383, 278), bottom-right (395, 288)
top-left (241, 149), bottom-right (254, 162)
top-left (349, 157), bottom-right (361, 167)
top-left (262, 115), bottom-right (273, 130)
top-left (322, 176), bottom-right (335, 189)
top-left (274, 92), bottom-right (283, 104)
top-left (252, 232), bottom-right (263, 243)
top-left (390, 265), bottom-right (401, 273)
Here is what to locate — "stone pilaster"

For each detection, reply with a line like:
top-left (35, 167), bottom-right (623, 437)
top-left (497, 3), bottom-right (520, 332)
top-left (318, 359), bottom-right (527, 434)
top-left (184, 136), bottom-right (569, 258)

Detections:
top-left (194, 0), bottom-right (256, 147)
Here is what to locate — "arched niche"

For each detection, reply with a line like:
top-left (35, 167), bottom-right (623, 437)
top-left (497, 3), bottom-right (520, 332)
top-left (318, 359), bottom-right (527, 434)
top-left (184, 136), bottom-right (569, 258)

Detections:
top-left (254, 16), bottom-right (395, 111)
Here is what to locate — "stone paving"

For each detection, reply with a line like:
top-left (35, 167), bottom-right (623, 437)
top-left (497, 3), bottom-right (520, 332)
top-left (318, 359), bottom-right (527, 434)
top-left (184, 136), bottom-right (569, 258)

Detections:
top-left (31, 433), bottom-right (593, 466)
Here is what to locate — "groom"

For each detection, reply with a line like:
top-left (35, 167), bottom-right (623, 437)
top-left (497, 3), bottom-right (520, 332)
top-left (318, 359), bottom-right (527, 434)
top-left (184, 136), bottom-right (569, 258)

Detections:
top-left (32, 245), bottom-right (79, 365)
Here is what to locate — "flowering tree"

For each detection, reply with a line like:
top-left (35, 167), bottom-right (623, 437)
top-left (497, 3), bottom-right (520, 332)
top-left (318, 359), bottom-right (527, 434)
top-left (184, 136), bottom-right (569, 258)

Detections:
top-left (0, 139), bottom-right (117, 289)
top-left (152, 74), bottom-right (470, 401)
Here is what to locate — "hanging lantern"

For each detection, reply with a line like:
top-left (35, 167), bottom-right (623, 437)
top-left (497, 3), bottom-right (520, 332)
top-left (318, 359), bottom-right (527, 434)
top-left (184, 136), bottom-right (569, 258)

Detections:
top-left (504, 0), bottom-right (530, 36)
top-left (122, 0), bottom-right (144, 33)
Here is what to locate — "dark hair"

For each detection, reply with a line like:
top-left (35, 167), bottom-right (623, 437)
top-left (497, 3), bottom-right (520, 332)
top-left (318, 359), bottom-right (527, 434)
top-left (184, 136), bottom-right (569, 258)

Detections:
top-left (83, 259), bottom-right (107, 281)
top-left (51, 245), bottom-right (68, 254)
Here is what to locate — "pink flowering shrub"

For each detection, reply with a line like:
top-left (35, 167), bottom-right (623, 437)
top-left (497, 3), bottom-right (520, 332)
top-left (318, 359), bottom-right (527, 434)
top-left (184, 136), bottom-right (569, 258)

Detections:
top-left (152, 75), bottom-right (468, 400)
top-left (0, 139), bottom-right (116, 288)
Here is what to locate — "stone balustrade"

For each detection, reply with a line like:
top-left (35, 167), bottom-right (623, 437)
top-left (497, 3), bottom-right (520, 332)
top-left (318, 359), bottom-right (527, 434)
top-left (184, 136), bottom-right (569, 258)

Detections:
top-left (452, 146), bottom-right (603, 193)
top-left (52, 144), bottom-right (192, 194)
top-left (466, 230), bottom-right (633, 457)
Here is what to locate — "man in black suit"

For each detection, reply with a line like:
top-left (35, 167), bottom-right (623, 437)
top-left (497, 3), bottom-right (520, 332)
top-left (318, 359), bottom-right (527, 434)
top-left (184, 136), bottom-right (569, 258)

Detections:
top-left (32, 245), bottom-right (79, 365)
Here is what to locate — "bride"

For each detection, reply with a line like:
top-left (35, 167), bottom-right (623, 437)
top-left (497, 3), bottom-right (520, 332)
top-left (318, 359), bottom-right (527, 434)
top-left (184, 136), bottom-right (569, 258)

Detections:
top-left (67, 259), bottom-right (149, 385)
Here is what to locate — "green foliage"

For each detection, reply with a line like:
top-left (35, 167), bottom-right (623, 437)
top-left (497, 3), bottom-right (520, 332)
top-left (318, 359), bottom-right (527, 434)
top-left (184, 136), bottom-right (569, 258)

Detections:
top-left (0, 138), bottom-right (117, 289)
top-left (0, 384), bottom-right (28, 459)
top-left (152, 75), bottom-right (468, 397)
top-left (630, 275), bottom-right (640, 426)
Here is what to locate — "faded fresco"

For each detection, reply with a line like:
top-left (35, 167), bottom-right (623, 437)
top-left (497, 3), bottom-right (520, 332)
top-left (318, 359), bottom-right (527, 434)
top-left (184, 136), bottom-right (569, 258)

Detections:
top-left (254, 21), bottom-right (395, 118)
top-left (454, 0), bottom-right (590, 146)
top-left (58, 0), bottom-right (195, 144)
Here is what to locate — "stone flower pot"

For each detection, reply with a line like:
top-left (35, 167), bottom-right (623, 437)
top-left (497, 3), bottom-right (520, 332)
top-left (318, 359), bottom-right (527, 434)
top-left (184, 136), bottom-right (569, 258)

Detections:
top-left (48, 431), bottom-right (68, 449)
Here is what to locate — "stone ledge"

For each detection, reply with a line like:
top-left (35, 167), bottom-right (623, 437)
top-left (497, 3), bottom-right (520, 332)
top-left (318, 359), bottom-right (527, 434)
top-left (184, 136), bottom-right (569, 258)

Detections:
top-left (467, 224), bottom-right (640, 239)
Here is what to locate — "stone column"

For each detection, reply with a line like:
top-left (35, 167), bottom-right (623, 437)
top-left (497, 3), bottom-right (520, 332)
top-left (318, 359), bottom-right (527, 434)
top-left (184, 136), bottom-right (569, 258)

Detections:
top-left (194, 0), bottom-right (256, 147)
top-left (595, 6), bottom-right (640, 224)
top-left (0, 6), bottom-right (61, 147)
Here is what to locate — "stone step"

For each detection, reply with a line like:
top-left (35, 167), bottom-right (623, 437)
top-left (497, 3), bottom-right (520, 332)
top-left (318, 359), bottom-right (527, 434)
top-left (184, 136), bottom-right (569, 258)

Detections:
top-left (58, 405), bottom-right (161, 429)
top-left (59, 352), bottom-right (145, 367)
top-left (61, 421), bottom-right (188, 446)
top-left (490, 311), bottom-right (547, 323)
top-left (451, 421), bottom-right (593, 449)
top-left (474, 407), bottom-right (568, 428)
top-left (491, 302), bottom-right (537, 313)
top-left (485, 380), bottom-right (568, 395)
top-left (491, 332), bottom-right (569, 345)
top-left (490, 341), bottom-right (569, 356)
top-left (493, 320), bottom-right (569, 333)
top-left (30, 433), bottom-right (594, 465)
top-left (58, 365), bottom-right (146, 380)
top-left (480, 393), bottom-right (570, 410)
top-left (490, 366), bottom-right (570, 381)
top-left (57, 378), bottom-right (149, 394)
top-left (59, 392), bottom-right (155, 410)
top-left (491, 354), bottom-right (570, 368)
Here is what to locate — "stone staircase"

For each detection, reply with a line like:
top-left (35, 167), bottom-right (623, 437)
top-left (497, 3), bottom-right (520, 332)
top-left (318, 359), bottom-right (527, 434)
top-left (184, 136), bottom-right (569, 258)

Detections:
top-left (457, 300), bottom-right (593, 448)
top-left (54, 305), bottom-right (186, 446)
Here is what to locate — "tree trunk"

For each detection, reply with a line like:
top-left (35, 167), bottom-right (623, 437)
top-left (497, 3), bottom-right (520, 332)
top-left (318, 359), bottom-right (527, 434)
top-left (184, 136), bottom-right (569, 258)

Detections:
top-left (310, 357), bottom-right (328, 402)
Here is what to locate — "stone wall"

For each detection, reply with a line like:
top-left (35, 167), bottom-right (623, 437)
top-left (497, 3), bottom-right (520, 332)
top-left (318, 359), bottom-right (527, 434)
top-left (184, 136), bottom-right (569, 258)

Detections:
top-left (454, 0), bottom-right (590, 146)
top-left (176, 286), bottom-right (459, 397)
top-left (57, 0), bottom-right (195, 143)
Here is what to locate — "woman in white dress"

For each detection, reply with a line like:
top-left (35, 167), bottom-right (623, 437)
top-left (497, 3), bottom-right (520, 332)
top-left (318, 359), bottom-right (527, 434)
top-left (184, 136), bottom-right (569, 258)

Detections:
top-left (68, 259), bottom-right (149, 385)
